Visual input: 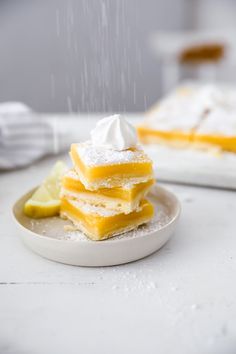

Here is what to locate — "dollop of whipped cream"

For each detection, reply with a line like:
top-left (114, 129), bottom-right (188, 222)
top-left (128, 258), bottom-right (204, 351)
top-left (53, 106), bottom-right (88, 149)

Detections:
top-left (91, 114), bottom-right (138, 151)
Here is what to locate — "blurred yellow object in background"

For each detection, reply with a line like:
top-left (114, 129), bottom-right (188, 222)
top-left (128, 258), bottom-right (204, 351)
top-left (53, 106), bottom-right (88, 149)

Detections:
top-left (138, 82), bottom-right (236, 153)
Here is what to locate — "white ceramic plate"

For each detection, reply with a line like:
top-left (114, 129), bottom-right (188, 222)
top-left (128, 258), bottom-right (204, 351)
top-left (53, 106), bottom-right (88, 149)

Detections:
top-left (12, 185), bottom-right (180, 267)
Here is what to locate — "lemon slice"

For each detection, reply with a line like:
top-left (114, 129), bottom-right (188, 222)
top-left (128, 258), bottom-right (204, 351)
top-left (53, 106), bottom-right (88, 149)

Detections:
top-left (44, 161), bottom-right (67, 199)
top-left (24, 161), bottom-right (68, 218)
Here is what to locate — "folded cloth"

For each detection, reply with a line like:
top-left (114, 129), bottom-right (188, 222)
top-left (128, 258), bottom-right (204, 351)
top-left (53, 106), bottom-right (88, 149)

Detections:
top-left (0, 102), bottom-right (69, 170)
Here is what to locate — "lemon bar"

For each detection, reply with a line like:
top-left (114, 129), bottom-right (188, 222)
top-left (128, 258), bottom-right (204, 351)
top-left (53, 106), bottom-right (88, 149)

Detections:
top-left (138, 82), bottom-right (236, 152)
top-left (61, 170), bottom-right (154, 214)
top-left (61, 197), bottom-right (154, 241)
top-left (138, 85), bottom-right (203, 147)
top-left (194, 108), bottom-right (236, 152)
top-left (70, 141), bottom-right (153, 190)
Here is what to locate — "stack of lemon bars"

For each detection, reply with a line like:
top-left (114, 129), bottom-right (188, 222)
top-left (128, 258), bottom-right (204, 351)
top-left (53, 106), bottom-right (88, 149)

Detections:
top-left (60, 116), bottom-right (155, 241)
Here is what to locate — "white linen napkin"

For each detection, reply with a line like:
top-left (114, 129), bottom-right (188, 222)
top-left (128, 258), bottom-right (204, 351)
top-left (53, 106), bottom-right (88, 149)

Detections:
top-left (0, 102), bottom-right (72, 170)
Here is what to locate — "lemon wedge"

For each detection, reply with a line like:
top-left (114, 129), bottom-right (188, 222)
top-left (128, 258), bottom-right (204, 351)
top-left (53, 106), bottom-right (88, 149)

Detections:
top-left (24, 161), bottom-right (68, 218)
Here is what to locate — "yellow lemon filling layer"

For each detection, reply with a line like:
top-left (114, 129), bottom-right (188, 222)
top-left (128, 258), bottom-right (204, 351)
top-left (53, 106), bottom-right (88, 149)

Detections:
top-left (137, 126), bottom-right (192, 146)
top-left (193, 134), bottom-right (236, 153)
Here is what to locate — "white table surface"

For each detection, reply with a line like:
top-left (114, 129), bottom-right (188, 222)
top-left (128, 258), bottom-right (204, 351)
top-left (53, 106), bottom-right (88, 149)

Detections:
top-left (1, 130), bottom-right (236, 354)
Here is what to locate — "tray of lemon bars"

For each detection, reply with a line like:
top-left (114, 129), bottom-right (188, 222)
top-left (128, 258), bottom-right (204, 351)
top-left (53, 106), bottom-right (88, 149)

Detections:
top-left (12, 115), bottom-right (180, 266)
top-left (138, 81), bottom-right (236, 190)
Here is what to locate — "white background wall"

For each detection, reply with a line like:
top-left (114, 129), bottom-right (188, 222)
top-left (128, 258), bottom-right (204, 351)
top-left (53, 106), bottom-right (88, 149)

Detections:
top-left (0, 0), bottom-right (187, 112)
top-left (0, 0), bottom-right (235, 113)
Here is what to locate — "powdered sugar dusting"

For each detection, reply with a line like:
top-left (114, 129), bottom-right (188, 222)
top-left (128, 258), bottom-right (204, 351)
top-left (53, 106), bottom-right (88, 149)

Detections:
top-left (144, 82), bottom-right (236, 136)
top-left (197, 108), bottom-right (236, 136)
top-left (76, 141), bottom-right (151, 166)
top-left (146, 86), bottom-right (201, 132)
top-left (66, 169), bottom-right (80, 180)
